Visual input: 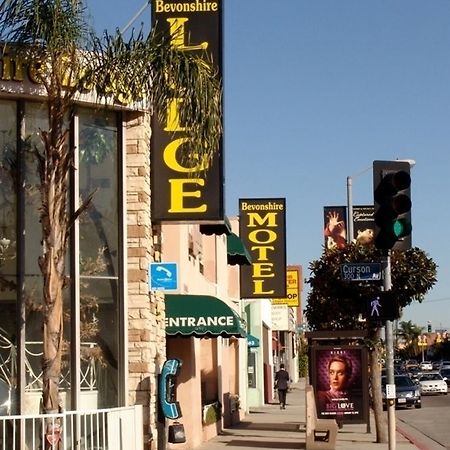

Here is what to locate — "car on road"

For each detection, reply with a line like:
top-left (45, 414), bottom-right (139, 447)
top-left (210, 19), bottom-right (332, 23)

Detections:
top-left (432, 361), bottom-right (442, 370)
top-left (381, 374), bottom-right (421, 409)
top-left (407, 366), bottom-right (422, 384)
top-left (439, 368), bottom-right (450, 387)
top-left (420, 361), bottom-right (433, 371)
top-left (405, 359), bottom-right (419, 370)
top-left (439, 361), bottom-right (450, 369)
top-left (418, 372), bottom-right (448, 395)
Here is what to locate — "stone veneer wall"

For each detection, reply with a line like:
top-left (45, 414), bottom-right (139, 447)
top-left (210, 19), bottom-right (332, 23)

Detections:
top-left (125, 111), bottom-right (166, 449)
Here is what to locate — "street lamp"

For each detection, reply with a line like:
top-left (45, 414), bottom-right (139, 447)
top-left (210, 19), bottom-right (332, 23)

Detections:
top-left (346, 166), bottom-right (372, 244)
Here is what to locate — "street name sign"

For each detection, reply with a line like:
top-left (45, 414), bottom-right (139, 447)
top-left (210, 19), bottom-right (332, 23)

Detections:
top-left (340, 263), bottom-right (382, 281)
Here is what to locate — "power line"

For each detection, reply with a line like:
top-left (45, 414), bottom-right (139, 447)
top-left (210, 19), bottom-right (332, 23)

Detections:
top-left (422, 297), bottom-right (450, 304)
top-left (121, 0), bottom-right (151, 34)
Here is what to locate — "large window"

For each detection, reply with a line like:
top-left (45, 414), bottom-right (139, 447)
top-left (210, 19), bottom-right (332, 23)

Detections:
top-left (0, 100), bottom-right (17, 415)
top-left (78, 108), bottom-right (120, 408)
top-left (0, 100), bottom-right (124, 414)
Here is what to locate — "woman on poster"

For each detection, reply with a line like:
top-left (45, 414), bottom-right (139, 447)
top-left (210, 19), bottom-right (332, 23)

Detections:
top-left (317, 353), bottom-right (363, 425)
top-left (318, 355), bottom-right (352, 406)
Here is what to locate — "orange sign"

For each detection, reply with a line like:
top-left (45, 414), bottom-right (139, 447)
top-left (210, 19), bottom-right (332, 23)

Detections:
top-left (272, 266), bottom-right (301, 307)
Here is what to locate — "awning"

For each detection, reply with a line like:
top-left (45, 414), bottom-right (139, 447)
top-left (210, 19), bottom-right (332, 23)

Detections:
top-left (247, 334), bottom-right (260, 348)
top-left (199, 216), bottom-right (232, 236)
top-left (165, 294), bottom-right (246, 338)
top-left (227, 233), bottom-right (252, 266)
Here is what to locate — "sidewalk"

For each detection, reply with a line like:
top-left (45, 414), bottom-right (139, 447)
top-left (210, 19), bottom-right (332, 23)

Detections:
top-left (193, 379), bottom-right (420, 450)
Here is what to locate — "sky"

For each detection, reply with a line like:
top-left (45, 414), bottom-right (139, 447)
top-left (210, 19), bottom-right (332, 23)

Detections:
top-left (86, 0), bottom-right (450, 331)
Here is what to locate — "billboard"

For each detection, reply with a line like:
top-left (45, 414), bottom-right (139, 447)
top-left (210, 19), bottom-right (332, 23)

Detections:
top-left (323, 205), bottom-right (375, 248)
top-left (352, 205), bottom-right (374, 245)
top-left (323, 206), bottom-right (347, 250)
top-left (239, 198), bottom-right (287, 298)
top-left (311, 346), bottom-right (369, 424)
top-left (151, 0), bottom-right (224, 221)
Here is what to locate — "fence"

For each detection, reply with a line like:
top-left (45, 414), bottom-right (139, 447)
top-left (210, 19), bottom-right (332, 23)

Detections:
top-left (0, 404), bottom-right (143, 450)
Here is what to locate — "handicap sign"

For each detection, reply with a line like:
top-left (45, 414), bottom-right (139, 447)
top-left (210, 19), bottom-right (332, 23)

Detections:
top-left (149, 263), bottom-right (178, 290)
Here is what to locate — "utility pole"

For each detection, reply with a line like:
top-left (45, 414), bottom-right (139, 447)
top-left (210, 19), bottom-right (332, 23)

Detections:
top-left (383, 252), bottom-right (396, 450)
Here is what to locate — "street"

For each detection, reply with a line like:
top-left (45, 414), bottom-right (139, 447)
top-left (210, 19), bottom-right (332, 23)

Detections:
top-left (397, 390), bottom-right (450, 449)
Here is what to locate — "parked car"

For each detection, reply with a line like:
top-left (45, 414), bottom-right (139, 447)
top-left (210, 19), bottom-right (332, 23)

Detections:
top-left (439, 368), bottom-right (450, 386)
top-left (381, 375), bottom-right (421, 409)
top-left (407, 367), bottom-right (422, 384)
top-left (405, 359), bottom-right (419, 370)
top-left (419, 361), bottom-right (433, 371)
top-left (439, 361), bottom-right (450, 369)
top-left (418, 372), bottom-right (448, 395)
top-left (432, 361), bottom-right (442, 370)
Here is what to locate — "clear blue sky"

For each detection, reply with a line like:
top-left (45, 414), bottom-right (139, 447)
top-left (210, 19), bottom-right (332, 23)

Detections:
top-left (87, 0), bottom-right (450, 331)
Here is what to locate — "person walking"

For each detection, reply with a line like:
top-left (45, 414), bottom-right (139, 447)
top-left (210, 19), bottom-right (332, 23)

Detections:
top-left (274, 363), bottom-right (290, 409)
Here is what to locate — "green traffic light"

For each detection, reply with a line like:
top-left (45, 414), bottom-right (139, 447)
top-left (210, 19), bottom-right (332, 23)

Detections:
top-left (392, 218), bottom-right (412, 238)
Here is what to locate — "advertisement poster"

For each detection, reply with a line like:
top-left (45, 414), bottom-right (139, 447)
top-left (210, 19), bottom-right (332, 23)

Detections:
top-left (312, 346), bottom-right (368, 423)
top-left (323, 205), bottom-right (375, 248)
top-left (352, 205), bottom-right (374, 245)
top-left (323, 206), bottom-right (347, 250)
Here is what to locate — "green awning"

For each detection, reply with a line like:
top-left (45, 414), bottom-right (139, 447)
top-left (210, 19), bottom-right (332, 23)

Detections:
top-left (165, 294), bottom-right (246, 338)
top-left (227, 233), bottom-right (252, 266)
top-left (247, 334), bottom-right (260, 348)
top-left (199, 216), bottom-right (232, 236)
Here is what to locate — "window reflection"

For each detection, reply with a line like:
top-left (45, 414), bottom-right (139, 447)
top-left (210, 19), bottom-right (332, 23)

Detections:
top-left (79, 109), bottom-right (119, 408)
top-left (0, 100), bottom-right (17, 415)
top-left (0, 101), bottom-right (122, 415)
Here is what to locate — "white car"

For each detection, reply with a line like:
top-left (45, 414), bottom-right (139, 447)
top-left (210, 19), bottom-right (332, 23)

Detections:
top-left (420, 361), bottom-right (433, 371)
top-left (418, 372), bottom-right (448, 395)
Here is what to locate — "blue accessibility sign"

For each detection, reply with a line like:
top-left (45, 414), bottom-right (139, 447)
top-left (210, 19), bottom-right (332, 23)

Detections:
top-left (149, 262), bottom-right (178, 290)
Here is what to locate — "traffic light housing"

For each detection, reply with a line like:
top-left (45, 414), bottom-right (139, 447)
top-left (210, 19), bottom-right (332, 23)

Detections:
top-left (366, 292), bottom-right (400, 322)
top-left (373, 160), bottom-right (412, 250)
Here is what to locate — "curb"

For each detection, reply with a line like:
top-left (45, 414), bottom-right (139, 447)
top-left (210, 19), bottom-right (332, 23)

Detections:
top-left (397, 425), bottom-right (427, 450)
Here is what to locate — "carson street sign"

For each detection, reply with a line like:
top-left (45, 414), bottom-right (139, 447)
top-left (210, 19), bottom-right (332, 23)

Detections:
top-left (340, 262), bottom-right (382, 281)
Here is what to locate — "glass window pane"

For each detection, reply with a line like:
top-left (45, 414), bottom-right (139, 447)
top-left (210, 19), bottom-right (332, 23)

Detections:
top-left (79, 108), bottom-right (119, 408)
top-left (0, 100), bottom-right (17, 415)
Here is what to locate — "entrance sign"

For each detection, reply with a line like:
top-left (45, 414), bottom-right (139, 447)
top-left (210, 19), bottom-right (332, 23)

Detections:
top-left (340, 263), bottom-right (381, 281)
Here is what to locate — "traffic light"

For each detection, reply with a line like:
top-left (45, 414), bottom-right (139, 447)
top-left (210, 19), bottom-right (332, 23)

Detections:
top-left (427, 322), bottom-right (432, 333)
top-left (373, 160), bottom-right (412, 250)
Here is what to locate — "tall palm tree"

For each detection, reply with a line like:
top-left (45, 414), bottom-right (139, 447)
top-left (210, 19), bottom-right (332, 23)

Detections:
top-left (398, 320), bottom-right (423, 358)
top-left (0, 0), bottom-right (221, 428)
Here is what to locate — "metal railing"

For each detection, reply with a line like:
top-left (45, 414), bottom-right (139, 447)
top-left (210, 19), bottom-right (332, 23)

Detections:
top-left (0, 404), bottom-right (143, 450)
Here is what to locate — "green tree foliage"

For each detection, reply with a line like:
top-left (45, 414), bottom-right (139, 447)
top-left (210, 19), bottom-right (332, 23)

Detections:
top-left (305, 244), bottom-right (437, 330)
top-left (397, 320), bottom-right (423, 359)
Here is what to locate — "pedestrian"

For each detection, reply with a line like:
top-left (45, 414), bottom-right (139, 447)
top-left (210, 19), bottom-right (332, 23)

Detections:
top-left (274, 363), bottom-right (290, 409)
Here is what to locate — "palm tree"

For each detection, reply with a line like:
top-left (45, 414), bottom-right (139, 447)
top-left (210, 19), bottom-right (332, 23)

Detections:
top-left (398, 320), bottom-right (423, 358)
top-left (0, 0), bottom-right (221, 428)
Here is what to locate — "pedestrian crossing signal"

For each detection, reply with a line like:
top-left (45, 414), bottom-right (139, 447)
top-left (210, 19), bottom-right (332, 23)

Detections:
top-left (366, 292), bottom-right (399, 322)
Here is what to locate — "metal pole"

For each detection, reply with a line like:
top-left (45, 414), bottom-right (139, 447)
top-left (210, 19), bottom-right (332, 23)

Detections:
top-left (384, 252), bottom-right (396, 450)
top-left (346, 176), bottom-right (353, 244)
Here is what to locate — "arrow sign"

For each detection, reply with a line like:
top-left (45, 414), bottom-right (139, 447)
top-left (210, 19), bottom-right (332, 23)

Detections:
top-left (340, 263), bottom-right (382, 281)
